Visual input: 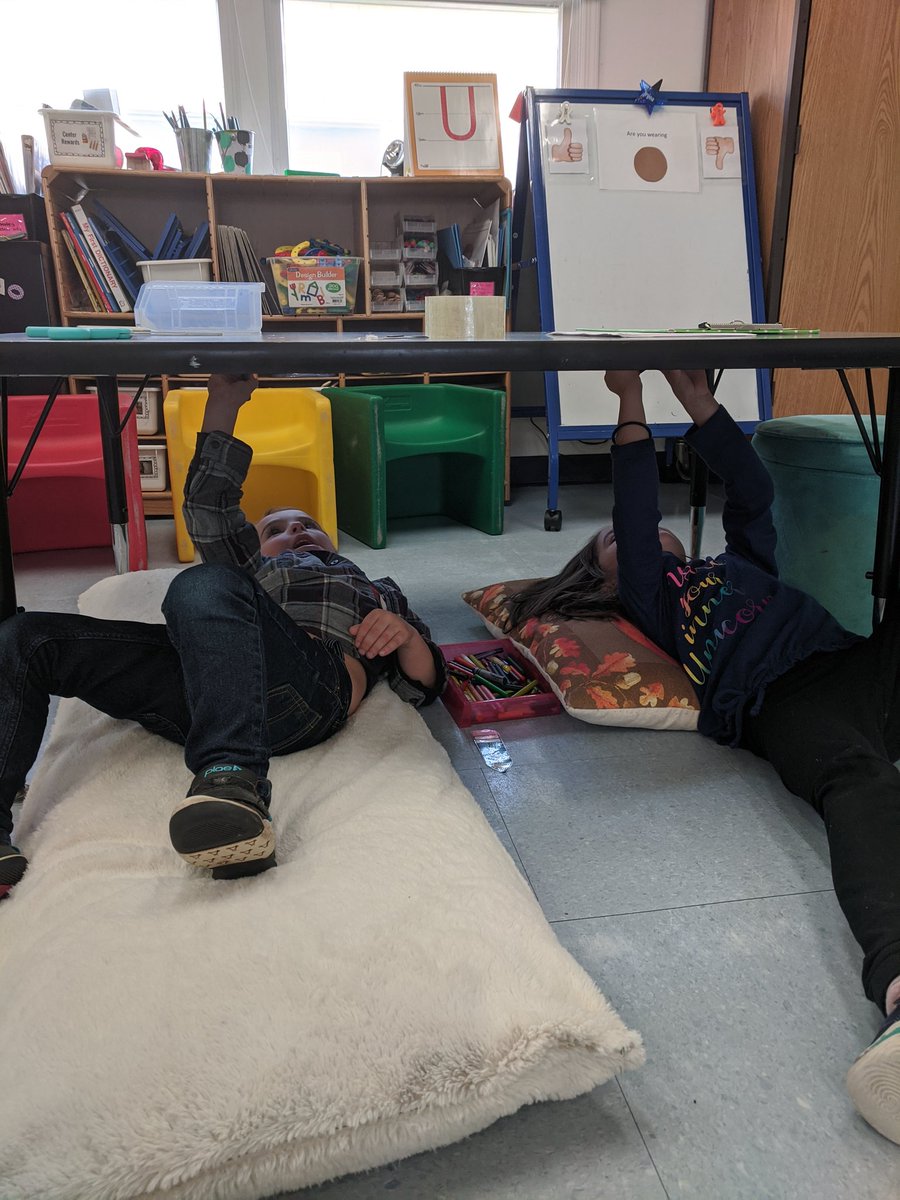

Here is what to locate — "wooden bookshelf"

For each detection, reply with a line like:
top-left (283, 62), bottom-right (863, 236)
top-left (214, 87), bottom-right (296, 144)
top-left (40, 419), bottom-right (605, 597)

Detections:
top-left (43, 167), bottom-right (513, 517)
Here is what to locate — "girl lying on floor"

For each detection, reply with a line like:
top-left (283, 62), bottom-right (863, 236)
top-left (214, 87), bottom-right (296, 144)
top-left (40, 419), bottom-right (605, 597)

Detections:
top-left (508, 367), bottom-right (900, 1147)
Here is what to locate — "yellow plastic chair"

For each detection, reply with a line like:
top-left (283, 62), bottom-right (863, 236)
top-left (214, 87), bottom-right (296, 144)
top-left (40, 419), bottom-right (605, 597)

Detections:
top-left (164, 387), bottom-right (338, 563)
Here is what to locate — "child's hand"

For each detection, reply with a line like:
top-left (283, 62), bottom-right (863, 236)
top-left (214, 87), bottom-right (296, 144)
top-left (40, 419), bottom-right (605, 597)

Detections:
top-left (660, 369), bottom-right (719, 426)
top-left (604, 370), bottom-right (643, 398)
top-left (207, 373), bottom-right (258, 409)
top-left (349, 610), bottom-right (416, 658)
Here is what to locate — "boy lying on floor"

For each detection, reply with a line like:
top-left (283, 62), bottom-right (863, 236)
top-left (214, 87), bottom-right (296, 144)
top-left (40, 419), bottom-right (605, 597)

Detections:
top-left (0, 373), bottom-right (445, 893)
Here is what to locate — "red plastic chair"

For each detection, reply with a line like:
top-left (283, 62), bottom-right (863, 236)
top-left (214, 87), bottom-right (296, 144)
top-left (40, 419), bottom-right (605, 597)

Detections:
top-left (6, 393), bottom-right (148, 570)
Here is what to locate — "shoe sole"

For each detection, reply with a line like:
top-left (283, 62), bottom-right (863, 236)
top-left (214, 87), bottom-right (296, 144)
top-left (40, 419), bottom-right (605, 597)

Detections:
top-left (0, 853), bottom-right (27, 888)
top-left (212, 852), bottom-right (277, 880)
top-left (169, 796), bottom-right (275, 870)
top-left (846, 1024), bottom-right (900, 1144)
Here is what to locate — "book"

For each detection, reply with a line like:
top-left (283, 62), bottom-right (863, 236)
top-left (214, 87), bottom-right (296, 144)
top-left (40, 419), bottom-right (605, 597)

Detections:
top-left (60, 225), bottom-right (104, 313)
top-left (70, 203), bottom-right (131, 311)
top-left (59, 212), bottom-right (115, 312)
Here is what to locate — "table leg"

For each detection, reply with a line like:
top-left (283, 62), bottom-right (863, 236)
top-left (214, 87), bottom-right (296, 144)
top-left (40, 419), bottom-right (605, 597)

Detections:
top-left (871, 366), bottom-right (900, 622)
top-left (688, 445), bottom-right (708, 558)
top-left (0, 377), bottom-right (17, 620)
top-left (95, 376), bottom-right (130, 575)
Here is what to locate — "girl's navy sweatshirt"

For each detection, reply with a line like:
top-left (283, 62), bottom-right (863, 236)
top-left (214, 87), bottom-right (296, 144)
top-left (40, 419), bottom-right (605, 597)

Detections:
top-left (610, 405), bottom-right (860, 745)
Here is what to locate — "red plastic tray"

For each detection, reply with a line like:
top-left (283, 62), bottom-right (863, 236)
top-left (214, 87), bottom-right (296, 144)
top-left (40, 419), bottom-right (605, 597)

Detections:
top-left (439, 638), bottom-right (561, 728)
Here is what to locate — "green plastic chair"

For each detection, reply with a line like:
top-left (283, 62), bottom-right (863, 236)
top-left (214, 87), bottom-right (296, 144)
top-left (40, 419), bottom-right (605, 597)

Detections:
top-left (321, 383), bottom-right (506, 549)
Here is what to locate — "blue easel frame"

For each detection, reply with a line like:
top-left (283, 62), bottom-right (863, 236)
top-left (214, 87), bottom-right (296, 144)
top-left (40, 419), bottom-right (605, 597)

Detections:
top-left (511, 86), bottom-right (772, 518)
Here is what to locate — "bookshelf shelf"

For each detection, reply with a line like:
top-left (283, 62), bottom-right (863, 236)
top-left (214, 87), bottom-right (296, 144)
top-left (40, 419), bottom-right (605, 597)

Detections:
top-left (42, 167), bottom-right (512, 516)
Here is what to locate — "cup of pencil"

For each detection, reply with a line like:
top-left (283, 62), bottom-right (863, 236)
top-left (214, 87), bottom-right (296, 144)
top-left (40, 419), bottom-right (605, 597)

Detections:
top-left (217, 129), bottom-right (254, 174)
top-left (174, 127), bottom-right (214, 173)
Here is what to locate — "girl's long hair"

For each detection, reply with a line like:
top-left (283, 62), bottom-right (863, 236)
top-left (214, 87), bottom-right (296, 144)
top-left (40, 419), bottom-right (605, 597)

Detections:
top-left (506, 533), bottom-right (621, 626)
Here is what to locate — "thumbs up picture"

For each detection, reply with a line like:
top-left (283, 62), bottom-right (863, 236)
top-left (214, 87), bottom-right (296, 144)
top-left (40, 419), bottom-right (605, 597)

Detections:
top-left (551, 126), bottom-right (584, 162)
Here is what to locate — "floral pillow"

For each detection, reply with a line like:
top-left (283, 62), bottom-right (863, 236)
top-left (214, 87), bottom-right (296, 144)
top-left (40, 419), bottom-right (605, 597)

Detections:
top-left (462, 579), bottom-right (699, 730)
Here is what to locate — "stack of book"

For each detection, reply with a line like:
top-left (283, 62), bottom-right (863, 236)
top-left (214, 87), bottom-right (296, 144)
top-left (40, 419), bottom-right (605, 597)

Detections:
top-left (58, 202), bottom-right (211, 314)
top-left (217, 225), bottom-right (280, 315)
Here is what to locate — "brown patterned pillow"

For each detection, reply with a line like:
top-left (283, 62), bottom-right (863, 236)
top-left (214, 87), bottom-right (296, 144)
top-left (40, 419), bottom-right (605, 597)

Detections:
top-left (462, 579), bottom-right (699, 729)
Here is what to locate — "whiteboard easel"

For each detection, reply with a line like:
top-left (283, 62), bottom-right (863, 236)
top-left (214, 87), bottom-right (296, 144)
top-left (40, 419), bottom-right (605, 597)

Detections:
top-left (511, 87), bottom-right (771, 521)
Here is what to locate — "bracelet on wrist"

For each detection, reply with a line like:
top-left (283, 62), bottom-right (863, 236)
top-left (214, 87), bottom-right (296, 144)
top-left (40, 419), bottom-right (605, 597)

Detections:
top-left (612, 421), bottom-right (653, 444)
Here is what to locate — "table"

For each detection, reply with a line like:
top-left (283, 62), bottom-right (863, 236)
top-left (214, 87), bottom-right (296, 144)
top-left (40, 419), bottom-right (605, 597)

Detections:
top-left (2, 330), bottom-right (899, 623)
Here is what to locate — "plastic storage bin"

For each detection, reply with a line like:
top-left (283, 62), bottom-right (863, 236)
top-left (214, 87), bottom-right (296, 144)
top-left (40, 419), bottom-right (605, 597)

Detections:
top-left (41, 108), bottom-right (117, 168)
top-left (137, 259), bottom-right (213, 283)
top-left (134, 282), bottom-right (264, 334)
top-left (137, 443), bottom-right (168, 491)
top-left (267, 256), bottom-right (362, 315)
top-left (439, 639), bottom-right (561, 728)
top-left (88, 384), bottom-right (161, 434)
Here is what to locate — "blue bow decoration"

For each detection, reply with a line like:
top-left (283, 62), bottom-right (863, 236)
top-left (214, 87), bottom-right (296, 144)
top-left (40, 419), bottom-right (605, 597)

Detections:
top-left (634, 78), bottom-right (664, 115)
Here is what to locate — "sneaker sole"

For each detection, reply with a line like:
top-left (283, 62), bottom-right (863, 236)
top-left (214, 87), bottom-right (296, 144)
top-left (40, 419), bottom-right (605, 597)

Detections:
top-left (169, 797), bottom-right (275, 870)
top-left (0, 854), bottom-right (27, 888)
top-left (846, 1024), bottom-right (900, 1145)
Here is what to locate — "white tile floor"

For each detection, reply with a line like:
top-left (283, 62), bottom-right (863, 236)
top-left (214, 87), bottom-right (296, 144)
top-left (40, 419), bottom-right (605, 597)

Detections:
top-left (11, 479), bottom-right (900, 1200)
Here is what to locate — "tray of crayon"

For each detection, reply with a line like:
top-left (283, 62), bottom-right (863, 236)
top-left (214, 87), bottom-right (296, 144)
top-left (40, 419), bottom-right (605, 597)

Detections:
top-left (439, 639), bottom-right (562, 728)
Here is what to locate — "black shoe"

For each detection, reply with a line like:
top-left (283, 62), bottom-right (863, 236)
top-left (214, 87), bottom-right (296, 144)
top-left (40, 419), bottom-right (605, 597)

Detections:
top-left (169, 765), bottom-right (275, 872)
top-left (0, 844), bottom-right (28, 899)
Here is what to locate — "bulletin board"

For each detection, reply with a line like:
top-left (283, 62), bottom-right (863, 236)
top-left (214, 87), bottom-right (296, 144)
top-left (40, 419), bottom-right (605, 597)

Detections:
top-left (512, 87), bottom-right (770, 437)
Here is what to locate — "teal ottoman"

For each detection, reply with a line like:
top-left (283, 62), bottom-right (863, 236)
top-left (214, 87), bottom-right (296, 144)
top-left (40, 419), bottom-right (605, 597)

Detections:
top-left (752, 415), bottom-right (883, 635)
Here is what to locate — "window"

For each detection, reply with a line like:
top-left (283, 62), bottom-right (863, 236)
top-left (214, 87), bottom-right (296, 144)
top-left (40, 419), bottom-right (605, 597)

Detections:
top-left (1, 0), bottom-right (224, 186)
top-left (282, 0), bottom-right (560, 178)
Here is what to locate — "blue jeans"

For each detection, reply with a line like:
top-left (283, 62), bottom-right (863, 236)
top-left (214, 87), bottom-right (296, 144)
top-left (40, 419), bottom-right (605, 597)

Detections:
top-left (0, 563), bottom-right (352, 842)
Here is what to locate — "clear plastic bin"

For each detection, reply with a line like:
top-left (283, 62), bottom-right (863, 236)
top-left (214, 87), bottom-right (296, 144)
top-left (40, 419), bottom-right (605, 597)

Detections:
top-left (267, 256), bottom-right (361, 315)
top-left (134, 282), bottom-right (264, 334)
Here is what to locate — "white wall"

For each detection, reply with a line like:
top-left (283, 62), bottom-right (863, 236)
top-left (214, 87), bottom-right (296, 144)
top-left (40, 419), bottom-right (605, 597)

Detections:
top-left (512, 0), bottom-right (711, 459)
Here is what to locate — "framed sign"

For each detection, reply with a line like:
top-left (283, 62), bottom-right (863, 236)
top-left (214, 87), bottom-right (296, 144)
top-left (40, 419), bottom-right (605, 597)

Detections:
top-left (403, 72), bottom-right (504, 177)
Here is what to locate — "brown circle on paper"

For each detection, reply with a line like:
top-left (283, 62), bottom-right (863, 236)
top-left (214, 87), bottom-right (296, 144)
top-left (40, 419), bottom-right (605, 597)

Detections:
top-left (634, 146), bottom-right (668, 183)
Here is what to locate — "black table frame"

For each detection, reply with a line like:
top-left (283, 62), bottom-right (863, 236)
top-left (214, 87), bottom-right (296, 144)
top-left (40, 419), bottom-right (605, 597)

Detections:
top-left (2, 330), bottom-right (898, 624)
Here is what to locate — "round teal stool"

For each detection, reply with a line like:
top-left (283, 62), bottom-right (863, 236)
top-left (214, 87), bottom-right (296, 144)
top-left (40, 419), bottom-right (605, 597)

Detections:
top-left (752, 415), bottom-right (884, 635)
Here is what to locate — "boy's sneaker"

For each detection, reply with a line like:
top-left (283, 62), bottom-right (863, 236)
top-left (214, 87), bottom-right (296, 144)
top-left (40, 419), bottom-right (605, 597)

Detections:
top-left (846, 1004), bottom-right (900, 1144)
top-left (0, 844), bottom-right (28, 900)
top-left (169, 765), bottom-right (275, 873)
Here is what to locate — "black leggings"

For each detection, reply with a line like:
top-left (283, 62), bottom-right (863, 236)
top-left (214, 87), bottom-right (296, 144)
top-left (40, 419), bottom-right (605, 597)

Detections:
top-left (741, 614), bottom-right (900, 1010)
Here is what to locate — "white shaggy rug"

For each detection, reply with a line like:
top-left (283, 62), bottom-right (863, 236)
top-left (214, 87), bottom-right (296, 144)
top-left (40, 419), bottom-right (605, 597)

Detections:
top-left (0, 569), bottom-right (643, 1200)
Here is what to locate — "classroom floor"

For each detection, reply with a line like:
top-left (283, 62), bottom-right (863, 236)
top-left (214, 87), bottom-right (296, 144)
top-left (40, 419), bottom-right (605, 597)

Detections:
top-left (13, 478), bottom-right (900, 1200)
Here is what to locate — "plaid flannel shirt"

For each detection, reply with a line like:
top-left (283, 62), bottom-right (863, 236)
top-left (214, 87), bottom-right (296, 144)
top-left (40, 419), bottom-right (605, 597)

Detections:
top-left (183, 431), bottom-right (445, 707)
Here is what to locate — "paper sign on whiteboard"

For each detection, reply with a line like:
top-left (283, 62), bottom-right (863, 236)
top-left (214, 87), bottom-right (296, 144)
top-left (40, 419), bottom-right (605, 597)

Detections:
top-left (545, 119), bottom-right (590, 175)
top-left (596, 109), bottom-right (700, 193)
top-left (404, 73), bottom-right (503, 175)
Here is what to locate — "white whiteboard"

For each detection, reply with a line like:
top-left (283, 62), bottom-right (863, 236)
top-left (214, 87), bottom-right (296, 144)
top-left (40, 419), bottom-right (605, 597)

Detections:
top-left (536, 98), bottom-right (764, 429)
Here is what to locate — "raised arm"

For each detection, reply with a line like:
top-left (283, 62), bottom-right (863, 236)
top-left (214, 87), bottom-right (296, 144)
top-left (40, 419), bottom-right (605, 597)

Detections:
top-left (605, 371), bottom-right (668, 616)
top-left (182, 374), bottom-right (264, 570)
top-left (661, 370), bottom-right (778, 573)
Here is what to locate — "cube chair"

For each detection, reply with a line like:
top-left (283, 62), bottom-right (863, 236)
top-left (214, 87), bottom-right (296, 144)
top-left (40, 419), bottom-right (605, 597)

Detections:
top-left (321, 383), bottom-right (506, 549)
top-left (7, 393), bottom-right (148, 570)
top-left (164, 387), bottom-right (338, 563)
top-left (752, 414), bottom-right (884, 635)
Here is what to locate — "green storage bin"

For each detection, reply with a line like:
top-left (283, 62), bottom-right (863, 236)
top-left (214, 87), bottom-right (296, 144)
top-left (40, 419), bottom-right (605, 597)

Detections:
top-left (752, 415), bottom-right (883, 634)
top-left (322, 383), bottom-right (506, 549)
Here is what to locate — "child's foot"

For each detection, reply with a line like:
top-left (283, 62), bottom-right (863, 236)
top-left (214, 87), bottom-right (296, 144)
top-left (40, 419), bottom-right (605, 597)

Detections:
top-left (169, 765), bottom-right (275, 873)
top-left (846, 1005), bottom-right (900, 1144)
top-left (0, 844), bottom-right (28, 900)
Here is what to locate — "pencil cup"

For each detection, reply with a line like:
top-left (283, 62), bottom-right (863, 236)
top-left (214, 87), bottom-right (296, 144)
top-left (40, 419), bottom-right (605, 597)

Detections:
top-left (217, 129), bottom-right (254, 174)
top-left (174, 127), bottom-right (214, 173)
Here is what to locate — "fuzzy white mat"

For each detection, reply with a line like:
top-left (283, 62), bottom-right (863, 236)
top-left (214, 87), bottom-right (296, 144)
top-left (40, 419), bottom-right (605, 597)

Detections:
top-left (0, 569), bottom-right (643, 1200)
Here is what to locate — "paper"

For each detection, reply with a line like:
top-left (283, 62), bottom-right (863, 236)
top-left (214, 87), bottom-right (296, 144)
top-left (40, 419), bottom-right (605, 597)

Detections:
top-left (701, 124), bottom-right (742, 179)
top-left (596, 109), bottom-right (699, 193)
top-left (404, 74), bottom-right (503, 174)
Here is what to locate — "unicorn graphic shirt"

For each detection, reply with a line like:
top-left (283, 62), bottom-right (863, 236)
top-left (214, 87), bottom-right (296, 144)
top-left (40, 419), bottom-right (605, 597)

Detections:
top-left (610, 406), bottom-right (859, 745)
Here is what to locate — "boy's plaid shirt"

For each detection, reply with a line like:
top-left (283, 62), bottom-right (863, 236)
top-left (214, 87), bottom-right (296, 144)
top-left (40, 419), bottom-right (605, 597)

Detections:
top-left (183, 431), bottom-right (445, 706)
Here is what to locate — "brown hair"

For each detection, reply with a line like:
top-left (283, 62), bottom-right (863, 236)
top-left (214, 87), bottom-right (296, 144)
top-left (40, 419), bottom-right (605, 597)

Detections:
top-left (506, 533), bottom-right (621, 626)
